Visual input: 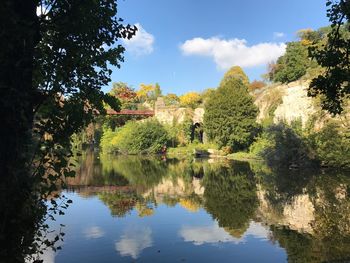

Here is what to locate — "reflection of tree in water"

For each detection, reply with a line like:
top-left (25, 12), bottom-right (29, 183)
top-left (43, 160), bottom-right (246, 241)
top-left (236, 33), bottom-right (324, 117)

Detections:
top-left (271, 224), bottom-right (350, 263)
top-left (69, 150), bottom-right (130, 187)
top-left (100, 154), bottom-right (168, 189)
top-left (309, 173), bottom-right (350, 240)
top-left (73, 153), bottom-right (350, 263)
top-left (203, 161), bottom-right (258, 237)
top-left (179, 193), bottom-right (203, 213)
top-left (98, 190), bottom-right (155, 218)
top-left (98, 191), bottom-right (138, 217)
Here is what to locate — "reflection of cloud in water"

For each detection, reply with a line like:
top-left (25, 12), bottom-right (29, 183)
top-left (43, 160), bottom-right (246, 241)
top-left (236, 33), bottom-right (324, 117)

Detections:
top-left (179, 221), bottom-right (270, 245)
top-left (83, 226), bottom-right (105, 239)
top-left (32, 247), bottom-right (56, 263)
top-left (115, 226), bottom-right (153, 259)
top-left (245, 222), bottom-right (270, 239)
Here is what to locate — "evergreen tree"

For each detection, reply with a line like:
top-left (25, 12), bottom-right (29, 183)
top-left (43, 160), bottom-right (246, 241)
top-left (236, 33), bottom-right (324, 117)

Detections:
top-left (272, 42), bottom-right (310, 83)
top-left (220, 65), bottom-right (250, 86)
top-left (204, 71), bottom-right (259, 151)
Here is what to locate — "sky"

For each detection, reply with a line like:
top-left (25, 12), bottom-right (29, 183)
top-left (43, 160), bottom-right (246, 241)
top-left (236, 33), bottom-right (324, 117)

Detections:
top-left (107, 0), bottom-right (330, 95)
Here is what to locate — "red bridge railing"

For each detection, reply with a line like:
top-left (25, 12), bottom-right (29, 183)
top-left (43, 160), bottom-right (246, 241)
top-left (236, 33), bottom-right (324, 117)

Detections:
top-left (106, 109), bottom-right (154, 116)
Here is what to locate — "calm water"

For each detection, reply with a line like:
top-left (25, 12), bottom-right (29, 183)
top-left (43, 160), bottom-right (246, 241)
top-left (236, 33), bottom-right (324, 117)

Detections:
top-left (43, 150), bottom-right (350, 262)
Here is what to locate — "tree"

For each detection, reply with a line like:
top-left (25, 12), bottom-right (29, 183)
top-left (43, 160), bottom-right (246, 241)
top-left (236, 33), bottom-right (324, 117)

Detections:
top-left (0, 0), bottom-right (136, 260)
top-left (163, 93), bottom-right (180, 106)
top-left (204, 71), bottom-right (258, 151)
top-left (137, 83), bottom-right (162, 103)
top-left (297, 28), bottom-right (324, 46)
top-left (249, 80), bottom-right (266, 92)
top-left (220, 66), bottom-right (250, 86)
top-left (308, 0), bottom-right (350, 114)
top-left (110, 82), bottom-right (138, 109)
top-left (179, 92), bottom-right (202, 108)
top-left (272, 42), bottom-right (310, 83)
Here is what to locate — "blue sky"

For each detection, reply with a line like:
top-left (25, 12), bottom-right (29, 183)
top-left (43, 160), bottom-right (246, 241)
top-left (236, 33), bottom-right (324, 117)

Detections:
top-left (107, 0), bottom-right (329, 95)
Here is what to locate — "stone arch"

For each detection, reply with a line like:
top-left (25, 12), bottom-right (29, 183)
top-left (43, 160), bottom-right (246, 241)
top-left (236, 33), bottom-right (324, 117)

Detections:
top-left (191, 122), bottom-right (203, 143)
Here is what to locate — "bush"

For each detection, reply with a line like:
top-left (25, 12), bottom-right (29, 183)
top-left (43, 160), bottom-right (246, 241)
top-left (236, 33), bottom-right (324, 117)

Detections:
top-left (309, 122), bottom-right (350, 168)
top-left (100, 126), bottom-right (118, 153)
top-left (249, 124), bottom-right (312, 167)
top-left (102, 119), bottom-right (169, 154)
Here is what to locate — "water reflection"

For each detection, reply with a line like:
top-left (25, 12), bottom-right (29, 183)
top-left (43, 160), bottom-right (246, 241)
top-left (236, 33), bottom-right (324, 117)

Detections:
top-left (179, 221), bottom-right (270, 245)
top-left (115, 225), bottom-right (153, 259)
top-left (59, 150), bottom-right (350, 262)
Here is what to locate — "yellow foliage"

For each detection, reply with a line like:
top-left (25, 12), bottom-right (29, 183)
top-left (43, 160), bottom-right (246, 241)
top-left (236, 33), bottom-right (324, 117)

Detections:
top-left (136, 202), bottom-right (155, 217)
top-left (179, 198), bottom-right (200, 212)
top-left (179, 92), bottom-right (202, 108)
top-left (221, 66), bottom-right (249, 87)
top-left (136, 83), bottom-right (161, 102)
top-left (137, 84), bottom-right (155, 100)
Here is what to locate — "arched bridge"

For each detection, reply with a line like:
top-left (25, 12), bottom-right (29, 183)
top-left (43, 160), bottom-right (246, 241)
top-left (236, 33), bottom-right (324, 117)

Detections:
top-left (106, 109), bottom-right (154, 116)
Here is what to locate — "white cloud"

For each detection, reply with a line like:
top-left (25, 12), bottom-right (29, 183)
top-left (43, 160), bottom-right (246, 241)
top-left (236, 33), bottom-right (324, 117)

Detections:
top-left (122, 23), bottom-right (154, 56)
top-left (180, 37), bottom-right (286, 69)
top-left (273, 32), bottom-right (285, 39)
top-left (179, 221), bottom-right (271, 246)
top-left (83, 226), bottom-right (105, 239)
top-left (115, 226), bottom-right (153, 259)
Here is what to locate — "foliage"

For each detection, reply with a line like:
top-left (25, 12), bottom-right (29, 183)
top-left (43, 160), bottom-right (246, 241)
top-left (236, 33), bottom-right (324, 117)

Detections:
top-left (308, 121), bottom-right (350, 167)
top-left (163, 93), bottom-right (180, 106)
top-left (179, 92), bottom-right (202, 108)
top-left (100, 126), bottom-right (119, 153)
top-left (178, 118), bottom-right (194, 145)
top-left (104, 119), bottom-right (169, 154)
top-left (220, 66), bottom-right (250, 86)
top-left (201, 88), bottom-right (216, 104)
top-left (167, 142), bottom-right (219, 156)
top-left (308, 1), bottom-right (350, 114)
top-left (249, 123), bottom-right (313, 167)
top-left (137, 83), bottom-right (162, 103)
top-left (204, 76), bottom-right (259, 151)
top-left (271, 42), bottom-right (311, 83)
top-left (0, 0), bottom-right (136, 259)
top-left (109, 82), bottom-right (138, 110)
top-left (297, 28), bottom-right (326, 46)
top-left (249, 80), bottom-right (266, 92)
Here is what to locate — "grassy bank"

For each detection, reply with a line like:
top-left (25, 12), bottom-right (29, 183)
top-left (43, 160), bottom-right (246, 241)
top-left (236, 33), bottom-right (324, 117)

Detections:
top-left (167, 143), bottom-right (221, 157)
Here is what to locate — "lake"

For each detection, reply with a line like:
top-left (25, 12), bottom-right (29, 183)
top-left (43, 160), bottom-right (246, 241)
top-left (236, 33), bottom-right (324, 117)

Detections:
top-left (42, 150), bottom-right (350, 262)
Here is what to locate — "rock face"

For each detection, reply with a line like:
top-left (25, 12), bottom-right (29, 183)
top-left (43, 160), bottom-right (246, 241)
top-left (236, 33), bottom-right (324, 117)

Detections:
top-left (273, 81), bottom-right (317, 127)
top-left (254, 80), bottom-right (317, 128)
top-left (154, 80), bottom-right (325, 128)
top-left (257, 186), bottom-right (315, 234)
top-left (154, 97), bottom-right (204, 125)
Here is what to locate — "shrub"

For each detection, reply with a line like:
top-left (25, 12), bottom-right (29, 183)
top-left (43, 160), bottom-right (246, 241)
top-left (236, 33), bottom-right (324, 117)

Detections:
top-left (100, 126), bottom-right (118, 153)
top-left (309, 122), bottom-right (350, 167)
top-left (108, 119), bottom-right (169, 154)
top-left (249, 124), bottom-right (312, 167)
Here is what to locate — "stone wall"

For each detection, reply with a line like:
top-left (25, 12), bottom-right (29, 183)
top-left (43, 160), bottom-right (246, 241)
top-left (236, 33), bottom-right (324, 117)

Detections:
top-left (154, 97), bottom-right (204, 125)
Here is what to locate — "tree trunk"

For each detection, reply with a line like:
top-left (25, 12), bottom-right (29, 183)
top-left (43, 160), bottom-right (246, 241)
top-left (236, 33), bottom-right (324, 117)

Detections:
top-left (0, 0), bottom-right (41, 260)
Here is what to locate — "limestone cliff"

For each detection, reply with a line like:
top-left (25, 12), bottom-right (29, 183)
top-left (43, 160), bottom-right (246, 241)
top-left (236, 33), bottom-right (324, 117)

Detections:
top-left (254, 80), bottom-right (318, 128)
